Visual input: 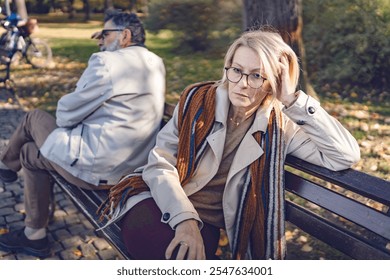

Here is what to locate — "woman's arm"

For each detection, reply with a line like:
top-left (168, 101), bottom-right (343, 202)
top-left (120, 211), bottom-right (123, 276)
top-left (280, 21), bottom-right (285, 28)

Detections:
top-left (283, 92), bottom-right (360, 170)
top-left (276, 54), bottom-right (360, 170)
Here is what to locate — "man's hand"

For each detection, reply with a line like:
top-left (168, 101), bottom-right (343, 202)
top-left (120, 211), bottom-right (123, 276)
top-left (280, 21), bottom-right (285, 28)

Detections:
top-left (165, 219), bottom-right (206, 260)
top-left (91, 31), bottom-right (102, 40)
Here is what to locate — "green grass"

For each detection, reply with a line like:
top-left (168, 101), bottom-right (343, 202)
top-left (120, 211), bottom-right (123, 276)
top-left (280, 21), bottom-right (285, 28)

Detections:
top-left (49, 38), bottom-right (97, 63)
top-left (147, 30), bottom-right (225, 103)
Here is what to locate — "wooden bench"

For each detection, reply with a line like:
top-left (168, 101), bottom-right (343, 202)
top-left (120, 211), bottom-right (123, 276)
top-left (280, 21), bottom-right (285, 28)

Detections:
top-left (50, 102), bottom-right (390, 260)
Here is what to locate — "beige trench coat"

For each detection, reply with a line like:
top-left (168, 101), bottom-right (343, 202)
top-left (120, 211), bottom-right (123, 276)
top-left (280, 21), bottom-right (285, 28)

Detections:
top-left (105, 84), bottom-right (360, 250)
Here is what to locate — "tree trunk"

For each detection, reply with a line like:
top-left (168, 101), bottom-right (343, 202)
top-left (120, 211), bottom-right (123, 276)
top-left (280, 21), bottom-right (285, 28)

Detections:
top-left (68, 0), bottom-right (76, 19)
top-left (104, 0), bottom-right (114, 11)
top-left (242, 0), bottom-right (317, 98)
top-left (83, 0), bottom-right (91, 21)
top-left (129, 0), bottom-right (136, 12)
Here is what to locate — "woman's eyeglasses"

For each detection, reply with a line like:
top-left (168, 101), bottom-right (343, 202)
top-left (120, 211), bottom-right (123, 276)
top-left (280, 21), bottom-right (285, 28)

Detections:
top-left (225, 67), bottom-right (266, 89)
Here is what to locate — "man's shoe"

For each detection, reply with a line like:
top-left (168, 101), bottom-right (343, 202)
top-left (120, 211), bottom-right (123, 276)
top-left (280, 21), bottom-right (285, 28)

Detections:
top-left (0, 228), bottom-right (50, 257)
top-left (0, 168), bottom-right (17, 183)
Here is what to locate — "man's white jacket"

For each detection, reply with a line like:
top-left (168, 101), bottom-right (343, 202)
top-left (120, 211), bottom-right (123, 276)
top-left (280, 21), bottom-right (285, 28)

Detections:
top-left (40, 46), bottom-right (166, 186)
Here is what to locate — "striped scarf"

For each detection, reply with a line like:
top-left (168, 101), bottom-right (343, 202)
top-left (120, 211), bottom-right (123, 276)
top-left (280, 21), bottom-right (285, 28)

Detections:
top-left (98, 81), bottom-right (286, 259)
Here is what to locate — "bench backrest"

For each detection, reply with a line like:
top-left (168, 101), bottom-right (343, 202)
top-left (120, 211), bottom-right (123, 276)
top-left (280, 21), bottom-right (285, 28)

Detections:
top-left (285, 155), bottom-right (390, 259)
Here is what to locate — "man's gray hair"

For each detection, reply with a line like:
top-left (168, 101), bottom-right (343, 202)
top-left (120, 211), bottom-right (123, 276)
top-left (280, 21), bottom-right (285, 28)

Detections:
top-left (105, 10), bottom-right (145, 46)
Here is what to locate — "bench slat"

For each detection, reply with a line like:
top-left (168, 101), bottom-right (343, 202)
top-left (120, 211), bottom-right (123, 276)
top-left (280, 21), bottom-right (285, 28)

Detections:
top-left (285, 171), bottom-right (390, 240)
top-left (286, 201), bottom-right (390, 259)
top-left (286, 155), bottom-right (390, 206)
top-left (164, 102), bottom-right (176, 117)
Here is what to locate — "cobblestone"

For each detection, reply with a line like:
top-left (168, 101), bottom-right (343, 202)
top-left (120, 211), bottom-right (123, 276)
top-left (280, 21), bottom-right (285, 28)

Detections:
top-left (61, 235), bottom-right (84, 248)
top-left (5, 213), bottom-right (24, 223)
top-left (98, 248), bottom-right (123, 260)
top-left (0, 191), bottom-right (12, 199)
top-left (14, 202), bottom-right (24, 212)
top-left (0, 89), bottom-right (122, 260)
top-left (0, 207), bottom-right (14, 216)
top-left (60, 248), bottom-right (82, 260)
top-left (93, 237), bottom-right (111, 251)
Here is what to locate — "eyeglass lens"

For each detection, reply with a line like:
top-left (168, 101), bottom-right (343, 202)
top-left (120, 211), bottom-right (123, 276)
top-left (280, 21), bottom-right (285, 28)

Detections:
top-left (226, 67), bottom-right (264, 89)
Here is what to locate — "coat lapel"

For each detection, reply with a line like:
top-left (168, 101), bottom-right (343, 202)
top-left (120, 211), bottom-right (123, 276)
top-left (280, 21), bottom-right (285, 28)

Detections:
top-left (206, 85), bottom-right (230, 164)
top-left (227, 98), bottom-right (276, 183)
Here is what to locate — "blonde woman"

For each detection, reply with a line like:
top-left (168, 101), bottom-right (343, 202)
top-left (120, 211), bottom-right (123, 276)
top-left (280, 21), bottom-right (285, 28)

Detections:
top-left (101, 28), bottom-right (360, 260)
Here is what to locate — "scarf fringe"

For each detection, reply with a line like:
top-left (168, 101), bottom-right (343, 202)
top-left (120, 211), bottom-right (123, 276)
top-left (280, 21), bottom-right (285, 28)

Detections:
top-left (97, 173), bottom-right (147, 222)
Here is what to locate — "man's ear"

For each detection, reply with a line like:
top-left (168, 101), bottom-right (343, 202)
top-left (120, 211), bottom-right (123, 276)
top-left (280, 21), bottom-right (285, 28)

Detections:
top-left (122, 29), bottom-right (132, 45)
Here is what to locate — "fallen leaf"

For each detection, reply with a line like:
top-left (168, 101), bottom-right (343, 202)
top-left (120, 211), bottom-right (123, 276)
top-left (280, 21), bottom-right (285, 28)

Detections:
top-left (370, 165), bottom-right (378, 171)
top-left (73, 249), bottom-right (83, 257)
top-left (298, 235), bottom-right (308, 243)
top-left (215, 248), bottom-right (222, 256)
top-left (218, 233), bottom-right (229, 247)
top-left (301, 244), bottom-right (313, 252)
top-left (285, 230), bottom-right (293, 241)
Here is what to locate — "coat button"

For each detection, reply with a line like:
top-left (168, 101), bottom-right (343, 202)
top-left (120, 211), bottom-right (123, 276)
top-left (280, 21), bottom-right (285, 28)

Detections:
top-left (297, 120), bottom-right (306, 125)
top-left (162, 213), bottom-right (170, 221)
top-left (308, 106), bottom-right (316, 114)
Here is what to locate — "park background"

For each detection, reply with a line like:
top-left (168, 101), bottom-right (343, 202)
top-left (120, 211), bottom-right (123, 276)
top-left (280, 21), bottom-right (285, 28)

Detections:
top-left (0, 0), bottom-right (389, 259)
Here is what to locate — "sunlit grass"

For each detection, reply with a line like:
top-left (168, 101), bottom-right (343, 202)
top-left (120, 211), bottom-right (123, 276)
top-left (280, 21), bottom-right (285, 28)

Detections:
top-left (48, 38), bottom-right (97, 63)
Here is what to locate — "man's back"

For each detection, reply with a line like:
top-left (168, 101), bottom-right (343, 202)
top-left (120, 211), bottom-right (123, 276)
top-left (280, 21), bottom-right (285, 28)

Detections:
top-left (40, 46), bottom-right (166, 186)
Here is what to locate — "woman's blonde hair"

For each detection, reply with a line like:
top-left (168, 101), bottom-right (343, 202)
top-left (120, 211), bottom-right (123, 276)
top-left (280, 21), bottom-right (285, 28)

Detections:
top-left (220, 28), bottom-right (300, 95)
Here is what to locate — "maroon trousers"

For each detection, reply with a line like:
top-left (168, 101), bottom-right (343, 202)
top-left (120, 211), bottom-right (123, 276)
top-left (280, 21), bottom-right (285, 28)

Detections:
top-left (120, 198), bottom-right (221, 260)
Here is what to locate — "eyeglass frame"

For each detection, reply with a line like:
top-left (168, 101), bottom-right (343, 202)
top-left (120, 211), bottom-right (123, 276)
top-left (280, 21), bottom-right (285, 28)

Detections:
top-left (100, 28), bottom-right (125, 40)
top-left (224, 67), bottom-right (267, 89)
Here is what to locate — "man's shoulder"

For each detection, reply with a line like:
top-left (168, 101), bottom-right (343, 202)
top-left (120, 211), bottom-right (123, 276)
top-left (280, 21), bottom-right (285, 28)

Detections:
top-left (87, 51), bottom-right (108, 65)
top-left (121, 46), bottom-right (162, 59)
top-left (87, 50), bottom-right (128, 67)
top-left (87, 47), bottom-right (164, 73)
top-left (90, 47), bottom-right (161, 59)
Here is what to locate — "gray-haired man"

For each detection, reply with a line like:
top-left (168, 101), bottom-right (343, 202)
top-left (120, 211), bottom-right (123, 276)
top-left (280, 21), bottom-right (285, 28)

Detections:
top-left (0, 11), bottom-right (165, 257)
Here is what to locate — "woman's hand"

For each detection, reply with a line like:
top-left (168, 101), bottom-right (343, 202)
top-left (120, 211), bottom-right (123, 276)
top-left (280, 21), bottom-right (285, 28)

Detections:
top-left (276, 54), bottom-right (298, 108)
top-left (165, 219), bottom-right (206, 260)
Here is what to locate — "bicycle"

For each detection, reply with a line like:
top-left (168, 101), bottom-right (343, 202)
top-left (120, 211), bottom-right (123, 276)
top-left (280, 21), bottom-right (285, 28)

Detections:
top-left (0, 13), bottom-right (52, 84)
